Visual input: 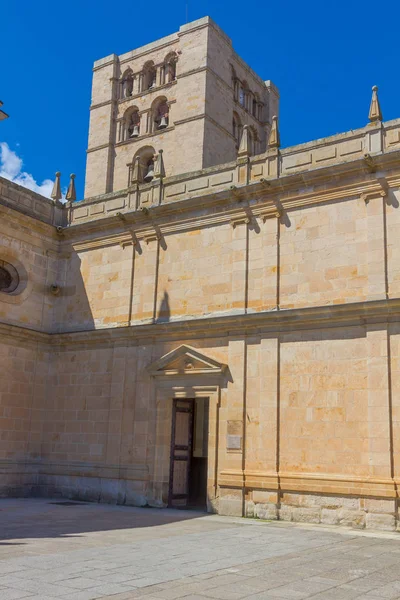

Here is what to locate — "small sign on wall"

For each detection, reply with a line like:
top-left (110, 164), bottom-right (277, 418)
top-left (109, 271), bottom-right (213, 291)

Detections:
top-left (227, 420), bottom-right (242, 452)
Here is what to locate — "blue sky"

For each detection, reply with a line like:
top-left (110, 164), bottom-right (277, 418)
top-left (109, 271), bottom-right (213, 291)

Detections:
top-left (1, 0), bottom-right (399, 199)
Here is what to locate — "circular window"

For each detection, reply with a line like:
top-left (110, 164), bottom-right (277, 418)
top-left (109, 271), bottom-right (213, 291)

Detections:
top-left (0, 260), bottom-right (19, 293)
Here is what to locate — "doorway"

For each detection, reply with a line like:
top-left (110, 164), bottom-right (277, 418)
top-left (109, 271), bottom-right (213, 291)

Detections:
top-left (168, 398), bottom-right (209, 510)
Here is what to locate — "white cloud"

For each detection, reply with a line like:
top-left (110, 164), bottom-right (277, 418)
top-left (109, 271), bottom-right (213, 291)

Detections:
top-left (0, 142), bottom-right (55, 198)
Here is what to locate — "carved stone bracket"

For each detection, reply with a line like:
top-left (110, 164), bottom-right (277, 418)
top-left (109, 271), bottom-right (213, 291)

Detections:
top-left (361, 190), bottom-right (386, 204)
top-left (143, 231), bottom-right (161, 244)
top-left (259, 210), bottom-right (282, 221)
top-left (230, 216), bottom-right (250, 228)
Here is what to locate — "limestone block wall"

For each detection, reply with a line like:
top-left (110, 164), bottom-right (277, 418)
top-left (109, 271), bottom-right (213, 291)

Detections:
top-left (0, 182), bottom-right (61, 332)
top-left (60, 185), bottom-right (400, 332)
top-left (0, 334), bottom-right (50, 497)
top-left (9, 323), bottom-right (398, 531)
top-left (205, 22), bottom-right (271, 155)
top-left (218, 326), bottom-right (399, 531)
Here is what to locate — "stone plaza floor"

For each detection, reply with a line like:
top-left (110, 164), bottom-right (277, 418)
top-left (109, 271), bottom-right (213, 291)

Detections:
top-left (1, 499), bottom-right (400, 599)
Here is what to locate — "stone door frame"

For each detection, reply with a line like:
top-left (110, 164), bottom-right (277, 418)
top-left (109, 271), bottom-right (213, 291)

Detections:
top-left (150, 381), bottom-right (221, 512)
top-left (147, 345), bottom-right (228, 512)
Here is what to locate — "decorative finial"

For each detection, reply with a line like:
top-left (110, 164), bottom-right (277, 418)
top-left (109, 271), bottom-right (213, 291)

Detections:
top-left (153, 149), bottom-right (165, 179)
top-left (51, 171), bottom-right (62, 202)
top-left (368, 85), bottom-right (382, 122)
top-left (66, 173), bottom-right (76, 201)
top-left (131, 156), bottom-right (141, 184)
top-left (0, 100), bottom-right (9, 122)
top-left (268, 115), bottom-right (280, 149)
top-left (238, 125), bottom-right (251, 157)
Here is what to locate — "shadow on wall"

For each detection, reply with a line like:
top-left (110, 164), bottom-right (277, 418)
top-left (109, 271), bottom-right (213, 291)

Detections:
top-left (157, 290), bottom-right (171, 323)
top-left (52, 251), bottom-right (95, 333)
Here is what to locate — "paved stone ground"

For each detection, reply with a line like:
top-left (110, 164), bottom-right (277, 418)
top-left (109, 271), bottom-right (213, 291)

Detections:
top-left (1, 499), bottom-right (400, 599)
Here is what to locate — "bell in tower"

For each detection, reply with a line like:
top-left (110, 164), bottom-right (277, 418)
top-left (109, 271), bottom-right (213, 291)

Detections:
top-left (129, 111), bottom-right (140, 138)
top-left (156, 101), bottom-right (169, 130)
top-left (143, 158), bottom-right (155, 183)
top-left (130, 125), bottom-right (139, 138)
top-left (158, 116), bottom-right (168, 130)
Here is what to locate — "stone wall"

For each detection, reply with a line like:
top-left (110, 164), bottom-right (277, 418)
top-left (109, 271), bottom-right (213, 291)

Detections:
top-left (59, 187), bottom-right (400, 331)
top-left (0, 179), bottom-right (61, 331)
top-left (9, 325), bottom-right (397, 531)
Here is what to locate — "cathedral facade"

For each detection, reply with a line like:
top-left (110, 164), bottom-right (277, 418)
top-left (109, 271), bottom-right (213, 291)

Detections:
top-left (1, 17), bottom-right (400, 530)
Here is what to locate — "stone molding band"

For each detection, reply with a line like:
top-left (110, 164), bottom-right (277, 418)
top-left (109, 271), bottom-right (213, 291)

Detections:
top-left (1, 297), bottom-right (399, 347)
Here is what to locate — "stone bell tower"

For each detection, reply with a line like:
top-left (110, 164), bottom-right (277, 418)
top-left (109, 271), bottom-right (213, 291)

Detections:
top-left (84, 17), bottom-right (279, 198)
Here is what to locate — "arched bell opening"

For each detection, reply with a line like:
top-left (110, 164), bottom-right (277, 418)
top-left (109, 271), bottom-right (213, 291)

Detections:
top-left (120, 68), bottom-right (134, 99)
top-left (130, 145), bottom-right (156, 184)
top-left (121, 106), bottom-right (141, 142)
top-left (232, 111), bottom-right (242, 148)
top-left (162, 52), bottom-right (178, 84)
top-left (143, 60), bottom-right (156, 91)
top-left (151, 96), bottom-right (169, 132)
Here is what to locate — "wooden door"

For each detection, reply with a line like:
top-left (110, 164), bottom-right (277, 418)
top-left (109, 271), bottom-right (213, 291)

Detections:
top-left (168, 399), bottom-right (194, 507)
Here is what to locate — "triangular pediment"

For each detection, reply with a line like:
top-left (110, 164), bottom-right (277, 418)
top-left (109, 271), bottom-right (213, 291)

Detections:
top-left (147, 345), bottom-right (227, 377)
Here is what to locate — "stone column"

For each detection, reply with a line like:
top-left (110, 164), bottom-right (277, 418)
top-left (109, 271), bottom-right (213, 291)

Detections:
top-left (130, 237), bottom-right (159, 324)
top-left (102, 343), bottom-right (127, 502)
top-left (218, 337), bottom-right (246, 516)
top-left (244, 336), bottom-right (279, 519)
top-left (365, 326), bottom-right (396, 529)
top-left (362, 191), bottom-right (388, 301)
top-left (231, 219), bottom-right (248, 312)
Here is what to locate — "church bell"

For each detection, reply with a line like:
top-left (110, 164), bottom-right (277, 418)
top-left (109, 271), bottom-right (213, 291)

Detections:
top-left (143, 162), bottom-right (155, 183)
top-left (130, 125), bottom-right (139, 138)
top-left (158, 116), bottom-right (168, 129)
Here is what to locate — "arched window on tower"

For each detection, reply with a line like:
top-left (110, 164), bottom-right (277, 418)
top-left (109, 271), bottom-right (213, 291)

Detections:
top-left (233, 79), bottom-right (239, 102)
top-left (231, 66), bottom-right (239, 102)
top-left (126, 107), bottom-right (140, 139)
top-left (120, 68), bottom-right (134, 99)
top-left (130, 146), bottom-right (156, 184)
top-left (252, 93), bottom-right (261, 119)
top-left (239, 85), bottom-right (245, 107)
top-left (152, 96), bottom-right (169, 131)
top-left (232, 111), bottom-right (242, 147)
top-left (163, 52), bottom-right (178, 84)
top-left (143, 61), bottom-right (157, 90)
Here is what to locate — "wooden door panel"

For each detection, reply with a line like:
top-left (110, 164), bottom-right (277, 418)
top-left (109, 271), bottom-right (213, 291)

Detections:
top-left (168, 399), bottom-right (194, 507)
top-left (175, 411), bottom-right (190, 446)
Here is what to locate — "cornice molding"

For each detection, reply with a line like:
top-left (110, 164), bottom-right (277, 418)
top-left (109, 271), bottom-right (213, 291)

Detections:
top-left (86, 143), bottom-right (111, 155)
top-left (219, 469), bottom-right (398, 498)
top-left (65, 172), bottom-right (399, 250)
top-left (116, 79), bottom-right (177, 106)
top-left (114, 125), bottom-right (175, 149)
top-left (90, 100), bottom-right (113, 111)
top-left (69, 149), bottom-right (400, 240)
top-left (2, 298), bottom-right (400, 349)
top-left (119, 39), bottom-right (178, 67)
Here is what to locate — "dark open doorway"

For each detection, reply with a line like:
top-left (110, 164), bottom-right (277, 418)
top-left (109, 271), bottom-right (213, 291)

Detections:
top-left (168, 398), bottom-right (209, 510)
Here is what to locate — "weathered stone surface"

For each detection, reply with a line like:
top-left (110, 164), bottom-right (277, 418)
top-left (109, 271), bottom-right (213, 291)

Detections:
top-left (289, 507), bottom-right (321, 524)
top-left (338, 510), bottom-right (366, 529)
top-left (254, 503), bottom-right (278, 521)
top-left (366, 513), bottom-right (396, 531)
top-left (321, 508), bottom-right (340, 525)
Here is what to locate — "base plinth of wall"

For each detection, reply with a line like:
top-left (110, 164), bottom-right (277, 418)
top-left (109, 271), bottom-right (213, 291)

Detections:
top-left (241, 490), bottom-right (398, 532)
